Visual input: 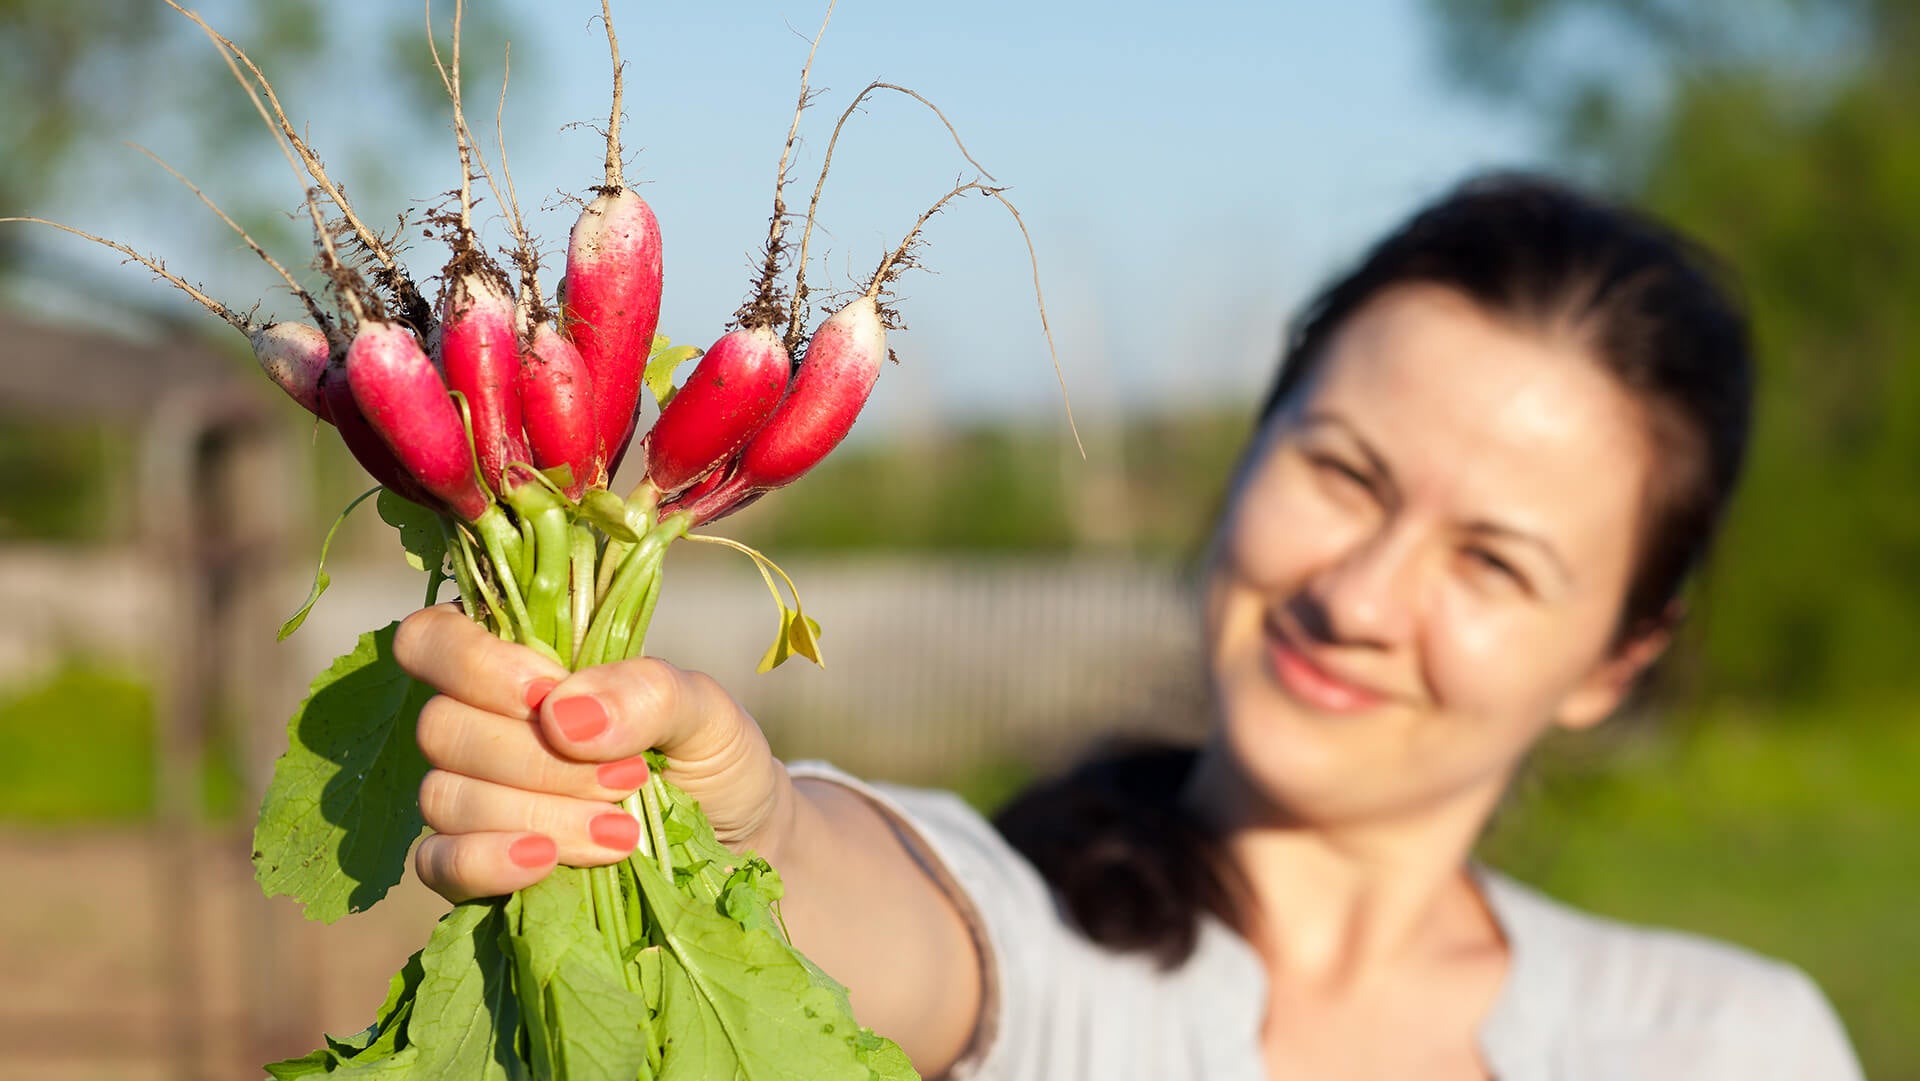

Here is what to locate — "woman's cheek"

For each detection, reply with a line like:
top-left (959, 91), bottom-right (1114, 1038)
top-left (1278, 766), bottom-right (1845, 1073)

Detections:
top-left (1425, 586), bottom-right (1571, 736)
top-left (1227, 472), bottom-right (1347, 589)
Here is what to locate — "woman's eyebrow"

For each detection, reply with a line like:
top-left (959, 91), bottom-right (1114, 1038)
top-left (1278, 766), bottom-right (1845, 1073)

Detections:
top-left (1296, 412), bottom-right (1397, 495)
top-left (1462, 520), bottom-right (1575, 586)
top-left (1297, 411), bottom-right (1576, 587)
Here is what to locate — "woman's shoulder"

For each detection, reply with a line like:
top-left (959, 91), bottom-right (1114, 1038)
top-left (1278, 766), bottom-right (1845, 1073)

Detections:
top-left (786, 762), bottom-right (1270, 1081)
top-left (1477, 867), bottom-right (1864, 1079)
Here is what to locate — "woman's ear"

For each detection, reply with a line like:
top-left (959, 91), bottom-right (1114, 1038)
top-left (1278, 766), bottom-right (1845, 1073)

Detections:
top-left (1553, 603), bottom-right (1682, 731)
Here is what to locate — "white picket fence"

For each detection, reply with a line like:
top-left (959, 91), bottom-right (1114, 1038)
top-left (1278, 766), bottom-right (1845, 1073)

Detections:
top-left (4, 546), bottom-right (1213, 781)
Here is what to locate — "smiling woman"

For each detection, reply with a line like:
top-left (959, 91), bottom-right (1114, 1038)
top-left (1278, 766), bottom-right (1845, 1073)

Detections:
top-left (394, 173), bottom-right (1865, 1080)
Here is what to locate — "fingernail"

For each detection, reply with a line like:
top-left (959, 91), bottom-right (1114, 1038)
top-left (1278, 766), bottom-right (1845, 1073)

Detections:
top-left (551, 695), bottom-right (608, 742)
top-left (508, 834), bottom-right (556, 868)
top-left (596, 757), bottom-right (651, 792)
top-left (590, 812), bottom-right (640, 851)
top-left (524, 678), bottom-right (559, 710)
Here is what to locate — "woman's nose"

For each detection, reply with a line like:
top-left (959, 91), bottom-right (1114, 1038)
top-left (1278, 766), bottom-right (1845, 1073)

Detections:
top-left (1297, 524), bottom-right (1420, 648)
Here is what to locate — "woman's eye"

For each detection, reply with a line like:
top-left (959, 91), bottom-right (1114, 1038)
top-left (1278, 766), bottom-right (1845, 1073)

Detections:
top-left (1465, 548), bottom-right (1528, 591)
top-left (1313, 455), bottom-right (1371, 490)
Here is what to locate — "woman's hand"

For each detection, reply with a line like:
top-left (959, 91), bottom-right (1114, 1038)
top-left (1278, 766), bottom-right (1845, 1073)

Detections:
top-left (392, 604), bottom-right (795, 903)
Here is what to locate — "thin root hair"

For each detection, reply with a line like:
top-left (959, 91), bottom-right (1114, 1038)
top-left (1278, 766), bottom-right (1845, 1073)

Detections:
top-left (0, 216), bottom-right (250, 333)
top-left (125, 141), bottom-right (334, 335)
top-left (986, 189), bottom-right (1083, 457)
top-left (744, 0), bottom-right (835, 334)
top-left (163, 0), bottom-right (411, 329)
top-left (786, 79), bottom-right (994, 352)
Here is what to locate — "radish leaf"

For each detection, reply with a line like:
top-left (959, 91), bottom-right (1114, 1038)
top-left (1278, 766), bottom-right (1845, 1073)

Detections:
top-left (253, 622), bottom-right (434, 922)
top-left (579, 488), bottom-right (642, 542)
top-left (279, 486), bottom-right (381, 640)
top-left (356, 900), bottom-right (525, 1078)
top-left (644, 338), bottom-right (703, 409)
top-left (757, 606), bottom-right (826, 673)
top-left (377, 488), bottom-right (449, 607)
top-left (632, 853), bottom-right (913, 1080)
top-left (506, 868), bottom-right (652, 1080)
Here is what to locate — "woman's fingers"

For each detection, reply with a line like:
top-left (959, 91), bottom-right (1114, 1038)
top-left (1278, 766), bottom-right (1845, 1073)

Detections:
top-left (394, 604), bottom-right (569, 717)
top-left (536, 657), bottom-right (745, 767)
top-left (414, 693), bottom-right (651, 801)
top-left (418, 769), bottom-right (643, 868)
top-left (414, 831), bottom-right (557, 903)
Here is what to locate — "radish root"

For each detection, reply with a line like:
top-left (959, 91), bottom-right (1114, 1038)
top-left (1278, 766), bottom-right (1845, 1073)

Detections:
top-left (170, 0), bottom-right (373, 325)
top-left (599, 0), bottom-right (626, 192)
top-left (786, 81), bottom-right (997, 352)
top-left (0, 216), bottom-right (252, 334)
top-left (494, 45), bottom-right (549, 324)
top-left (738, 0), bottom-right (836, 332)
top-left (162, 0), bottom-right (421, 331)
top-left (860, 181), bottom-right (1084, 457)
top-left (127, 142), bottom-right (334, 335)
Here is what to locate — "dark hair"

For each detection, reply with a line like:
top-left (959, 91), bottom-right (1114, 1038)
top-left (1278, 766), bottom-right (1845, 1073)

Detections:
top-left (994, 172), bottom-right (1755, 967)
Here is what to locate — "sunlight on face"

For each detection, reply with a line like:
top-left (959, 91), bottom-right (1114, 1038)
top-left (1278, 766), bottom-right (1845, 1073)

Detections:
top-left (1204, 284), bottom-right (1659, 826)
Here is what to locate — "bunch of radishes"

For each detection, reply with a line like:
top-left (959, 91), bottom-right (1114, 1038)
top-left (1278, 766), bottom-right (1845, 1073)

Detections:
top-left (6, 2), bottom-right (1073, 1077)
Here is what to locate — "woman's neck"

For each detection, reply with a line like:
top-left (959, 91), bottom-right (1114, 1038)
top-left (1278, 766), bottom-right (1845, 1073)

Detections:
top-left (1181, 746), bottom-right (1507, 991)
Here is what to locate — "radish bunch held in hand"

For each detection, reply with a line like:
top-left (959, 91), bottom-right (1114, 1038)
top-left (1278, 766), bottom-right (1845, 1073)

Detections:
top-left (7, 1), bottom-right (1073, 1078)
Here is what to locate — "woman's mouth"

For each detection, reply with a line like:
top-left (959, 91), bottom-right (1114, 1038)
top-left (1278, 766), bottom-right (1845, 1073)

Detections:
top-left (1264, 620), bottom-right (1389, 715)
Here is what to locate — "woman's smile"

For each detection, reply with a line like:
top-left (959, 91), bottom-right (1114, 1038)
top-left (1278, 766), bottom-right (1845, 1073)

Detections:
top-left (1262, 610), bottom-right (1391, 716)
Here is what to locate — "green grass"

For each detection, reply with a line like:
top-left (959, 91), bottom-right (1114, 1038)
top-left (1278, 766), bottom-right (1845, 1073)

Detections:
top-left (0, 660), bottom-right (246, 824)
top-left (0, 661), bottom-right (154, 821)
top-left (1479, 701), bottom-right (1919, 1080)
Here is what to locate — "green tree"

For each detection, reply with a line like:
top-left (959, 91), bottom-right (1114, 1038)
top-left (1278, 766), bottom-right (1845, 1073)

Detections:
top-left (0, 1), bottom-right (518, 282)
top-left (1429, 0), bottom-right (1920, 704)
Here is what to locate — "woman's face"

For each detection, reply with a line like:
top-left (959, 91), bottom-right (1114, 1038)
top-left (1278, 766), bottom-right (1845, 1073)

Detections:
top-left (1204, 284), bottom-right (1666, 826)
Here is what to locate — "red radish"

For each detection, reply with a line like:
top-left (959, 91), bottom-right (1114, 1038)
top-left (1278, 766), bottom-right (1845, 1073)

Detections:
top-left (250, 322), bottom-right (331, 418)
top-left (317, 362), bottom-right (437, 509)
top-left (666, 297), bottom-right (885, 523)
top-left (518, 323), bottom-right (602, 499)
top-left (438, 271), bottom-right (529, 493)
top-left (346, 320), bottom-right (492, 521)
top-left (741, 296), bottom-right (884, 486)
top-left (643, 326), bottom-right (789, 496)
top-left (562, 189), bottom-right (663, 476)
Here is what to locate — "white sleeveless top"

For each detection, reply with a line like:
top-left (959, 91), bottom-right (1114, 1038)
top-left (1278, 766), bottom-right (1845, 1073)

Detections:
top-left (789, 763), bottom-right (1866, 1081)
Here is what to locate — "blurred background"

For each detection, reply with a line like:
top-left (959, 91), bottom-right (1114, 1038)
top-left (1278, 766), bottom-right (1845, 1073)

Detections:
top-left (1, 0), bottom-right (1913, 1077)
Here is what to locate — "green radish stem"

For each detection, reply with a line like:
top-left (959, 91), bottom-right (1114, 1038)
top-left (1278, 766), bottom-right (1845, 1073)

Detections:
top-left (452, 521), bottom-right (509, 638)
top-left (596, 537), bottom-right (630, 604)
top-left (528, 503), bottom-right (572, 660)
top-left (571, 524), bottom-right (598, 665)
top-left (601, 560), bottom-right (657, 663)
top-left (581, 513), bottom-right (688, 663)
top-left (474, 508), bottom-right (554, 659)
top-left (633, 787), bottom-right (664, 864)
top-left (641, 780), bottom-right (674, 879)
top-left (622, 570), bottom-right (666, 662)
top-left (590, 864), bottom-right (626, 970)
top-left (513, 512), bottom-right (538, 595)
top-left (440, 517), bottom-right (483, 621)
top-left (581, 546), bottom-right (647, 666)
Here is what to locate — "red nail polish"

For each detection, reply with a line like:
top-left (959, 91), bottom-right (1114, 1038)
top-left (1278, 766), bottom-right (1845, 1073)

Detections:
top-left (596, 757), bottom-right (651, 792)
top-left (508, 834), bottom-right (555, 868)
top-left (550, 695), bottom-right (608, 742)
top-left (589, 812), bottom-right (640, 851)
top-left (524, 678), bottom-right (559, 710)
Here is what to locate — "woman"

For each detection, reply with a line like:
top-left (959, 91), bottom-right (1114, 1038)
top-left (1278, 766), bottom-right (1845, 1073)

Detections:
top-left (392, 174), bottom-right (1865, 1079)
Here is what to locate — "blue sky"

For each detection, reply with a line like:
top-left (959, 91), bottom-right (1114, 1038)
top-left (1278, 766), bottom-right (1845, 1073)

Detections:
top-left (20, 0), bottom-right (1546, 438)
